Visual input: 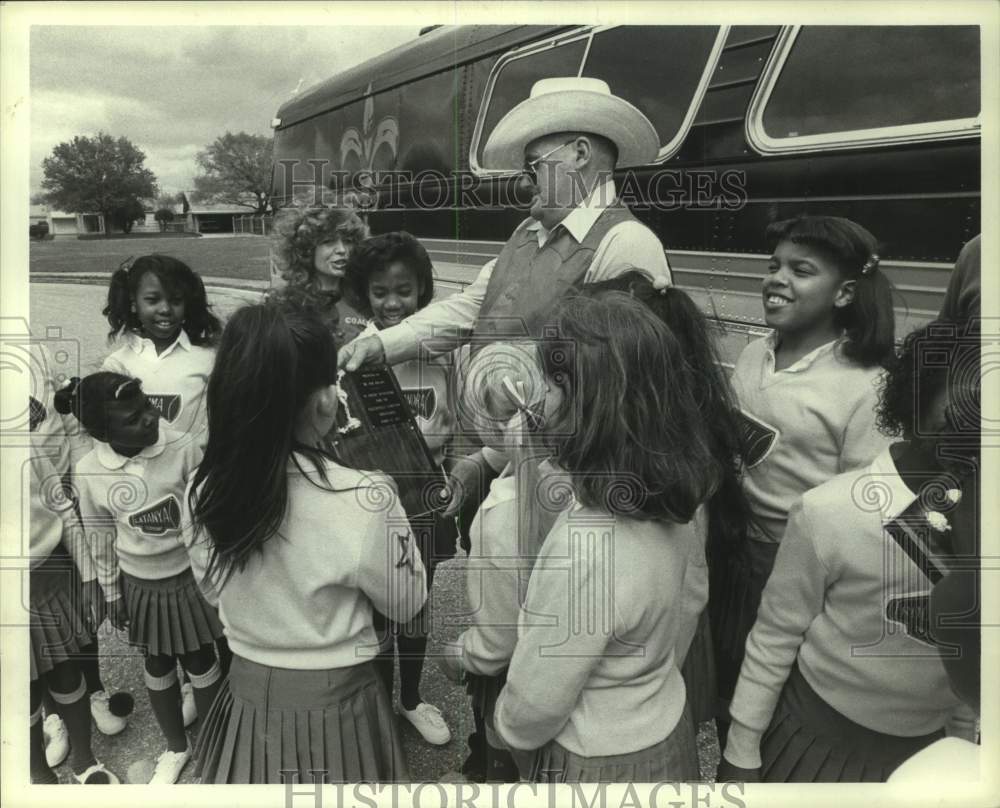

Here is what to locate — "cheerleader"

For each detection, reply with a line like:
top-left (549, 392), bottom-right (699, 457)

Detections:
top-left (101, 253), bottom-right (222, 446)
top-left (185, 300), bottom-right (427, 784)
top-left (437, 341), bottom-right (555, 782)
top-left (351, 231), bottom-right (458, 745)
top-left (56, 373), bottom-right (224, 784)
top-left (719, 321), bottom-right (979, 782)
top-left (581, 272), bottom-right (752, 732)
top-left (28, 346), bottom-right (119, 784)
top-left (714, 215), bottom-right (896, 736)
top-left (101, 253), bottom-right (227, 721)
top-left (494, 292), bottom-right (722, 782)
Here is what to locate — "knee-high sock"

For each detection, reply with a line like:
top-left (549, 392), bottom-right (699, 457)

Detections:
top-left (30, 688), bottom-right (58, 783)
top-left (396, 623), bottom-right (428, 711)
top-left (49, 674), bottom-right (96, 774)
top-left (397, 567), bottom-right (433, 710)
top-left (144, 667), bottom-right (187, 753)
top-left (77, 639), bottom-right (105, 694)
top-left (184, 660), bottom-right (223, 725)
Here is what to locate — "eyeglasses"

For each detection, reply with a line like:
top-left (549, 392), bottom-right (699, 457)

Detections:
top-left (522, 139), bottom-right (577, 183)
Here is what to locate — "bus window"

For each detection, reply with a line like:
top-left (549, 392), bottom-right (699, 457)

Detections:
top-left (473, 32), bottom-right (590, 171)
top-left (581, 26), bottom-right (724, 163)
top-left (749, 25), bottom-right (980, 154)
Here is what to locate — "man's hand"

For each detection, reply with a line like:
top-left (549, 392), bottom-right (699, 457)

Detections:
top-left (80, 578), bottom-right (106, 631)
top-left (715, 759), bottom-right (761, 782)
top-left (107, 597), bottom-right (129, 631)
top-left (442, 451), bottom-right (488, 517)
top-left (338, 335), bottom-right (386, 371)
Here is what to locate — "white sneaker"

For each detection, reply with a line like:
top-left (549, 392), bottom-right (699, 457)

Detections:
top-left (43, 713), bottom-right (69, 768)
top-left (181, 682), bottom-right (197, 727)
top-left (149, 748), bottom-right (190, 784)
top-left (74, 761), bottom-right (120, 784)
top-left (398, 702), bottom-right (451, 745)
top-left (90, 690), bottom-right (127, 735)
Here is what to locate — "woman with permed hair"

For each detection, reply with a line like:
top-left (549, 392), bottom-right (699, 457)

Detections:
top-left (269, 205), bottom-right (371, 344)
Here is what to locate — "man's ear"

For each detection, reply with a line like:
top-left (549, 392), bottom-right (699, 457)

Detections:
top-left (834, 279), bottom-right (856, 309)
top-left (574, 136), bottom-right (593, 169)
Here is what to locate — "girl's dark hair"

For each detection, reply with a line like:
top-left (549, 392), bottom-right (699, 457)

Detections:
top-left (189, 299), bottom-right (340, 589)
top-left (539, 291), bottom-right (721, 522)
top-left (877, 319), bottom-right (981, 439)
top-left (272, 206), bottom-right (369, 303)
top-left (103, 254), bottom-right (222, 346)
top-left (347, 231), bottom-right (435, 311)
top-left (582, 272), bottom-right (752, 549)
top-left (766, 215), bottom-right (895, 368)
top-left (53, 372), bottom-right (143, 442)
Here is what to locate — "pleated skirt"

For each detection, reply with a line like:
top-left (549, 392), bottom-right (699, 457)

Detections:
top-left (194, 655), bottom-right (409, 784)
top-left (122, 567), bottom-right (223, 657)
top-left (761, 664), bottom-right (944, 782)
top-left (680, 610), bottom-right (717, 726)
top-left (708, 537), bottom-right (779, 701)
top-left (29, 544), bottom-right (94, 681)
top-left (522, 702), bottom-right (700, 783)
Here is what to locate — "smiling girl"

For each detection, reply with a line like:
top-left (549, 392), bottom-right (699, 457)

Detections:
top-left (102, 255), bottom-right (221, 446)
top-left (713, 215), bottom-right (896, 742)
top-left (350, 231), bottom-right (459, 747)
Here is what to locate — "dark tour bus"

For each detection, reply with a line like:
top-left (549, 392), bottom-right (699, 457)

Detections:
top-left (270, 24), bottom-right (981, 365)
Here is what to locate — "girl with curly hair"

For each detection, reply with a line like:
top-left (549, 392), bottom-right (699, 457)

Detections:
top-left (270, 205), bottom-right (371, 344)
top-left (102, 254), bottom-right (221, 446)
top-left (102, 253), bottom-right (227, 726)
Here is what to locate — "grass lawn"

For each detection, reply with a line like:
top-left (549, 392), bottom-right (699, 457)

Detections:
top-left (29, 236), bottom-right (271, 282)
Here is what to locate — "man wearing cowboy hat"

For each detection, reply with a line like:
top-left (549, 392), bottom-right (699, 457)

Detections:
top-left (339, 77), bottom-right (671, 506)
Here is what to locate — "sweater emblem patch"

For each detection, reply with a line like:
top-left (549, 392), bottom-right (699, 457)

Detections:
top-left (147, 394), bottom-right (182, 423)
top-left (394, 531), bottom-right (415, 571)
top-left (402, 387), bottom-right (436, 420)
top-left (886, 592), bottom-right (935, 647)
top-left (128, 495), bottom-right (182, 536)
top-left (737, 409), bottom-right (779, 468)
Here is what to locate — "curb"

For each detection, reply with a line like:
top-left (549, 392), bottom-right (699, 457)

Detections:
top-left (30, 273), bottom-right (268, 295)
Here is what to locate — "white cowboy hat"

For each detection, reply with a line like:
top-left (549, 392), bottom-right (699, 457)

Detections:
top-left (482, 77), bottom-right (660, 170)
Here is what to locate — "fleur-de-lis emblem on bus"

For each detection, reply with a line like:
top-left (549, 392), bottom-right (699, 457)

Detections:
top-left (340, 83), bottom-right (399, 172)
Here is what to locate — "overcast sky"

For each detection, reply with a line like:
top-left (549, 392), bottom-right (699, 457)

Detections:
top-left (30, 25), bottom-right (421, 198)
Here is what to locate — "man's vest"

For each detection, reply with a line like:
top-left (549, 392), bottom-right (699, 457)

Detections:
top-left (471, 203), bottom-right (638, 340)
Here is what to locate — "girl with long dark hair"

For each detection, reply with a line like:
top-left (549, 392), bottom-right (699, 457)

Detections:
top-left (185, 299), bottom-right (427, 784)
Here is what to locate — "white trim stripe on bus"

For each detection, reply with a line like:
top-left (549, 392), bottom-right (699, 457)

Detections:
top-left (469, 25), bottom-right (731, 176)
top-left (745, 26), bottom-right (981, 156)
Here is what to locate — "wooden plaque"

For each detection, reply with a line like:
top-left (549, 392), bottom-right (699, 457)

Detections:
top-left (328, 364), bottom-right (447, 520)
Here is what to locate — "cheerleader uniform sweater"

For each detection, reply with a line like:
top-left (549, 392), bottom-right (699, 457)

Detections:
top-left (495, 505), bottom-right (702, 757)
top-left (458, 470), bottom-right (523, 676)
top-left (75, 429), bottom-right (201, 602)
top-left (724, 449), bottom-right (977, 769)
top-left (731, 334), bottom-right (890, 543)
top-left (183, 458), bottom-right (427, 670)
top-left (27, 344), bottom-right (95, 576)
top-left (102, 330), bottom-right (214, 447)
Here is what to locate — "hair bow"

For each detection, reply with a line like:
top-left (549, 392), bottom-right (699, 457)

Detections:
top-left (861, 254), bottom-right (880, 276)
